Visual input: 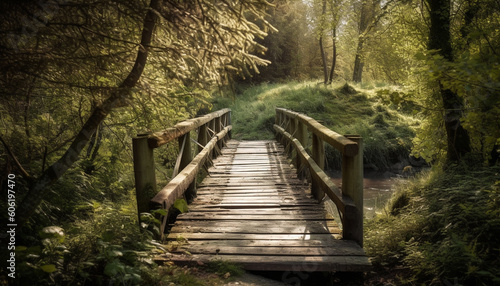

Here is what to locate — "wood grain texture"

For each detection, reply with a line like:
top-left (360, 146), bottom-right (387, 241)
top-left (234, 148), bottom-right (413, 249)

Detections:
top-left (156, 140), bottom-right (371, 272)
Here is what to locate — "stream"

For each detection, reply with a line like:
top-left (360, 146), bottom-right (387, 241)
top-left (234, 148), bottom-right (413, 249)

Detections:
top-left (326, 171), bottom-right (400, 219)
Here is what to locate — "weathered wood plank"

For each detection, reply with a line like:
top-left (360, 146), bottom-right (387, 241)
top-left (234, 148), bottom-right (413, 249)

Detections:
top-left (166, 232), bottom-right (341, 241)
top-left (156, 254), bottom-right (371, 272)
top-left (171, 239), bottom-right (358, 249)
top-left (172, 245), bottom-right (364, 256)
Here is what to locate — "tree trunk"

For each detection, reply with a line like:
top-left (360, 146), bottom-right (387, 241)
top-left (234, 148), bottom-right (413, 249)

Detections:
top-left (319, 0), bottom-right (328, 84)
top-left (328, 27), bottom-right (337, 83)
top-left (16, 0), bottom-right (162, 227)
top-left (427, 0), bottom-right (471, 162)
top-left (319, 36), bottom-right (329, 84)
top-left (352, 38), bottom-right (364, 82)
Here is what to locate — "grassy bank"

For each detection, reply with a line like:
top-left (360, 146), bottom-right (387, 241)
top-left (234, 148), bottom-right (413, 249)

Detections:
top-left (365, 164), bottom-right (500, 285)
top-left (213, 81), bottom-right (419, 171)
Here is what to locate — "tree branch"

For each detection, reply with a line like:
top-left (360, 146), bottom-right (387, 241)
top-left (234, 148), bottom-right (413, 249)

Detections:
top-left (0, 135), bottom-right (32, 179)
top-left (16, 0), bottom-right (163, 228)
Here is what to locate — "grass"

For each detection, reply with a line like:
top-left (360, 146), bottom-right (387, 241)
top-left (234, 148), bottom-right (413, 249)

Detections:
top-left (213, 80), bottom-right (419, 171)
top-left (365, 164), bottom-right (500, 285)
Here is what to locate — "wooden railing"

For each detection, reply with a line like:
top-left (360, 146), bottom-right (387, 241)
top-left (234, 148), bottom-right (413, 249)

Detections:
top-left (133, 109), bottom-right (232, 233)
top-left (274, 108), bottom-right (364, 246)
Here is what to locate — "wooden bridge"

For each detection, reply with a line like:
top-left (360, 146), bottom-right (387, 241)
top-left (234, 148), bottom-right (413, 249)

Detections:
top-left (133, 108), bottom-right (371, 272)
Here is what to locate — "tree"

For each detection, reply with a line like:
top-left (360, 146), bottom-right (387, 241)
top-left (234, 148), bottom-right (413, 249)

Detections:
top-left (426, 0), bottom-right (471, 162)
top-left (248, 0), bottom-right (318, 82)
top-left (0, 0), bottom-right (271, 227)
top-left (315, 0), bottom-right (343, 84)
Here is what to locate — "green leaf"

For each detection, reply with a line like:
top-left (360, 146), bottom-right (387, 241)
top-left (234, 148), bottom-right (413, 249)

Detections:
top-left (15, 246), bottom-right (27, 252)
top-left (39, 226), bottom-right (65, 240)
top-left (40, 264), bottom-right (57, 273)
top-left (173, 199), bottom-right (189, 213)
top-left (102, 230), bottom-right (115, 242)
top-left (151, 208), bottom-right (168, 216)
top-left (104, 260), bottom-right (124, 277)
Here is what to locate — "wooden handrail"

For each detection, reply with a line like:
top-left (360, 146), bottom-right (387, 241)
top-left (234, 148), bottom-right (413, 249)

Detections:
top-left (274, 108), bottom-right (364, 246)
top-left (275, 108), bottom-right (358, 156)
top-left (147, 108), bottom-right (231, 148)
top-left (133, 109), bottom-right (232, 235)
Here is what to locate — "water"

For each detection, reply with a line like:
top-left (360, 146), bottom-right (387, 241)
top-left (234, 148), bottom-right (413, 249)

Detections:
top-left (326, 171), bottom-right (398, 219)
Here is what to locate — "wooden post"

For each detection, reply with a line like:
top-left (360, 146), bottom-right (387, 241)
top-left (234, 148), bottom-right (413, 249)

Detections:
top-left (341, 136), bottom-right (363, 246)
top-left (287, 117), bottom-right (297, 157)
top-left (209, 119), bottom-right (217, 159)
top-left (275, 110), bottom-right (282, 142)
top-left (198, 124), bottom-right (208, 153)
top-left (228, 110), bottom-right (232, 139)
top-left (311, 133), bottom-right (325, 201)
top-left (215, 116), bottom-right (222, 150)
top-left (133, 136), bottom-right (157, 224)
top-left (296, 120), bottom-right (308, 179)
top-left (179, 133), bottom-right (196, 201)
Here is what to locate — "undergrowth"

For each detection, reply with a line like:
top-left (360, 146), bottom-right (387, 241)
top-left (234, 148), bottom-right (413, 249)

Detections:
top-left (1, 190), bottom-right (241, 285)
top-left (213, 81), bottom-right (419, 171)
top-left (365, 164), bottom-right (500, 285)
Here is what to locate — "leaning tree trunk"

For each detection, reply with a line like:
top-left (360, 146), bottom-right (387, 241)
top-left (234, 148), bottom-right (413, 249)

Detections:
top-left (427, 0), bottom-right (471, 162)
top-left (16, 0), bottom-right (163, 227)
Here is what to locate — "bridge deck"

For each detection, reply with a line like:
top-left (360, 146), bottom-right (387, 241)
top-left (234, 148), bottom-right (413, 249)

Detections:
top-left (159, 140), bottom-right (371, 272)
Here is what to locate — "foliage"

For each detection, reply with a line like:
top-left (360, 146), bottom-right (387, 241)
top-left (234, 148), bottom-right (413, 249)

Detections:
top-left (205, 260), bottom-right (244, 278)
top-left (366, 165), bottom-right (500, 285)
top-left (3, 193), bottom-right (164, 285)
top-left (214, 81), bottom-right (418, 171)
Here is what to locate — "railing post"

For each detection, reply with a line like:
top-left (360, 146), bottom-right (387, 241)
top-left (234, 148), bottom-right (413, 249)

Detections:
top-left (198, 124), bottom-right (208, 153)
top-left (311, 133), bottom-right (325, 201)
top-left (275, 110), bottom-right (282, 142)
top-left (227, 110), bottom-right (232, 139)
top-left (295, 120), bottom-right (308, 179)
top-left (341, 135), bottom-right (364, 246)
top-left (133, 136), bottom-right (157, 224)
top-left (179, 133), bottom-right (196, 201)
top-left (209, 118), bottom-right (217, 159)
top-left (287, 117), bottom-right (296, 157)
top-left (215, 116), bottom-right (222, 150)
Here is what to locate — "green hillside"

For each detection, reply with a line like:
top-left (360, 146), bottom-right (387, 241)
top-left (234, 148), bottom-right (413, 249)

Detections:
top-left (214, 81), bottom-right (419, 171)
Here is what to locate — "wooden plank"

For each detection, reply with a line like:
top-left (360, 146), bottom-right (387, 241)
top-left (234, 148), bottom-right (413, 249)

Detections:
top-left (175, 214), bottom-right (333, 220)
top-left (171, 220), bottom-right (338, 228)
top-left (172, 245), bottom-right (364, 256)
top-left (171, 239), bottom-right (357, 249)
top-left (166, 233), bottom-right (341, 241)
top-left (156, 254), bottom-right (371, 272)
top-left (168, 224), bottom-right (338, 234)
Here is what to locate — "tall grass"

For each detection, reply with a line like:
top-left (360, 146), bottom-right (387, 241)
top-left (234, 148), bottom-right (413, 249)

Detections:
top-left (365, 165), bottom-right (500, 285)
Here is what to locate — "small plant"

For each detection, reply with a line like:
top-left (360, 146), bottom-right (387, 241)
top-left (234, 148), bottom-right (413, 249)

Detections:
top-left (205, 260), bottom-right (244, 278)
